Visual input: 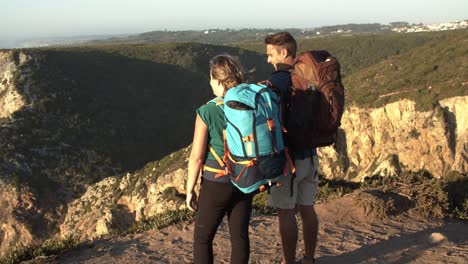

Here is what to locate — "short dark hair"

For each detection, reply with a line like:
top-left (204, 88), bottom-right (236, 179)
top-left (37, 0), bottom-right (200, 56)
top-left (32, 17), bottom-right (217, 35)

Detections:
top-left (264, 31), bottom-right (297, 58)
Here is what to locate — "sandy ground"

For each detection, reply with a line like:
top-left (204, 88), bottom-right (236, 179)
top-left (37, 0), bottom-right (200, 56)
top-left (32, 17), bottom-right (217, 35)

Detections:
top-left (26, 195), bottom-right (468, 264)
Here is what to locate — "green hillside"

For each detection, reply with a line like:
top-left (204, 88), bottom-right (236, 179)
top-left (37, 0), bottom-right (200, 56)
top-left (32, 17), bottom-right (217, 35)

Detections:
top-left (343, 29), bottom-right (468, 110)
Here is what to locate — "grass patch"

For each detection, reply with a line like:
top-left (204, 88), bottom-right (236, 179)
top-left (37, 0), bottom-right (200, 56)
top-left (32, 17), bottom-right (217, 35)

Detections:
top-left (0, 235), bottom-right (78, 264)
top-left (129, 209), bottom-right (194, 233)
top-left (316, 177), bottom-right (360, 203)
top-left (344, 30), bottom-right (468, 111)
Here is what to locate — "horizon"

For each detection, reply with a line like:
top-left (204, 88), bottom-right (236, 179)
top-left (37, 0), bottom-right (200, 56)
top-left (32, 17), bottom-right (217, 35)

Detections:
top-left (2, 19), bottom-right (467, 49)
top-left (2, 0), bottom-right (467, 47)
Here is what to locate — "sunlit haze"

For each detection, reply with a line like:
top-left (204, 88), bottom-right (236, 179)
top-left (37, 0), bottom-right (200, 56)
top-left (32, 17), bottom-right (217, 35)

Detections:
top-left (1, 0), bottom-right (467, 46)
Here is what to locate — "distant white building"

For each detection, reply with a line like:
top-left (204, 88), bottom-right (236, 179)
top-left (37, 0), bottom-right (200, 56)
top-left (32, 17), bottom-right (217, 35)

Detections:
top-left (391, 20), bottom-right (468, 33)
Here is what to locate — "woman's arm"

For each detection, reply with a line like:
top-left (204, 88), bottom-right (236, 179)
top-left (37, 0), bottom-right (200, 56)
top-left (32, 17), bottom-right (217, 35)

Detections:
top-left (186, 114), bottom-right (208, 211)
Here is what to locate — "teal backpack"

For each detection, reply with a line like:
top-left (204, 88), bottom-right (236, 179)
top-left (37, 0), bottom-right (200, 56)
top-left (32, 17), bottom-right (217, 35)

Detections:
top-left (223, 83), bottom-right (291, 194)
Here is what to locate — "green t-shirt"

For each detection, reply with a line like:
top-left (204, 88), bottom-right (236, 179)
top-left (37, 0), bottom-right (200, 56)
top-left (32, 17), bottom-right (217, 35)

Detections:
top-left (196, 101), bottom-right (226, 162)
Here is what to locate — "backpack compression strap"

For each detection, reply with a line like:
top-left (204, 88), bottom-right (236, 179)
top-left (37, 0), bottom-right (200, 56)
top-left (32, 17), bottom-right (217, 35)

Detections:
top-left (203, 145), bottom-right (229, 177)
top-left (227, 153), bottom-right (258, 182)
top-left (267, 118), bottom-right (279, 153)
top-left (284, 147), bottom-right (296, 197)
top-left (202, 98), bottom-right (228, 178)
top-left (222, 129), bottom-right (233, 175)
top-left (259, 79), bottom-right (289, 133)
top-left (228, 149), bottom-right (296, 194)
top-left (284, 147), bottom-right (296, 176)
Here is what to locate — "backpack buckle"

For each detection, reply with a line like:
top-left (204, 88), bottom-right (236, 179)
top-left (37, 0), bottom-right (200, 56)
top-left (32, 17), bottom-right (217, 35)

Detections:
top-left (307, 83), bottom-right (317, 91)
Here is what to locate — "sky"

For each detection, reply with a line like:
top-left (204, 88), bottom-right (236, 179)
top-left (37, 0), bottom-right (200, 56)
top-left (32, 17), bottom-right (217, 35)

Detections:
top-left (1, 0), bottom-right (467, 44)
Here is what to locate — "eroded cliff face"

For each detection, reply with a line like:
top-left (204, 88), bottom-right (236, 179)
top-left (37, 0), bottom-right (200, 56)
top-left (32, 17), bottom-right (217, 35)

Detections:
top-left (320, 96), bottom-right (467, 181)
top-left (60, 148), bottom-right (191, 241)
top-left (0, 51), bottom-right (114, 256)
top-left (0, 184), bottom-right (34, 256)
top-left (441, 97), bottom-right (468, 173)
top-left (0, 51), bottom-right (34, 118)
top-left (0, 51), bottom-right (36, 256)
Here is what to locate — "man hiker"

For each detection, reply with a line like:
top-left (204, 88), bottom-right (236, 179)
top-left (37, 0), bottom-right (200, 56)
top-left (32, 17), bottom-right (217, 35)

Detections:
top-left (264, 31), bottom-right (319, 264)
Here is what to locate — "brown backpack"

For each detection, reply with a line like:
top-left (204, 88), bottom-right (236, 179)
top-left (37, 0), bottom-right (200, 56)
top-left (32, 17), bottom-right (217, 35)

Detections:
top-left (285, 50), bottom-right (345, 151)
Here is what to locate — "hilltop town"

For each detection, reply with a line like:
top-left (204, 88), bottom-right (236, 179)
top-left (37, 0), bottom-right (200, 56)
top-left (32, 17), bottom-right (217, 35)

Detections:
top-left (392, 20), bottom-right (468, 33)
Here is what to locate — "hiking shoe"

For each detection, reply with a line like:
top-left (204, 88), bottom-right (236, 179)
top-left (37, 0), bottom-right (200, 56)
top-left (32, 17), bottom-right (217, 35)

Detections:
top-left (295, 256), bottom-right (315, 264)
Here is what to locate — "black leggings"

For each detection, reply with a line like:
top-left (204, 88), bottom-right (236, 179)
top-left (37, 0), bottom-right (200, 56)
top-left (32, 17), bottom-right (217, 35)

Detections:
top-left (194, 179), bottom-right (253, 264)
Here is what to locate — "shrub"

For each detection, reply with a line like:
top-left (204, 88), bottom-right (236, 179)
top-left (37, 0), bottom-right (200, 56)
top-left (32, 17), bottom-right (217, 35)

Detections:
top-left (252, 191), bottom-right (275, 214)
top-left (444, 172), bottom-right (468, 220)
top-left (360, 171), bottom-right (460, 219)
top-left (413, 178), bottom-right (448, 218)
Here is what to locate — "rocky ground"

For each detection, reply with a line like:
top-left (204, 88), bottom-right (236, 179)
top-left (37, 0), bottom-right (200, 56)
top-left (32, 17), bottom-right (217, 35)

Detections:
top-left (24, 194), bottom-right (468, 264)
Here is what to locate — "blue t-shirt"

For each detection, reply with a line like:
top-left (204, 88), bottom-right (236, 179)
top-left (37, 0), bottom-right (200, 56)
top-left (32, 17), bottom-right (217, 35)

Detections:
top-left (268, 70), bottom-right (292, 94)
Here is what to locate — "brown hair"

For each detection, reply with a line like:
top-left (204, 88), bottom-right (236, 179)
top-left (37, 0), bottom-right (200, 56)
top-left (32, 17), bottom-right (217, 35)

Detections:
top-left (209, 54), bottom-right (244, 92)
top-left (264, 31), bottom-right (297, 58)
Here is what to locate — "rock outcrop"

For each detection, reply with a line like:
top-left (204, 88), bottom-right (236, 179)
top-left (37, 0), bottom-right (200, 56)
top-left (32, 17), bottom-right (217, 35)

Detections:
top-left (60, 147), bottom-right (191, 241)
top-left (0, 184), bottom-right (34, 255)
top-left (0, 51), bottom-right (38, 256)
top-left (320, 96), bottom-right (467, 181)
top-left (0, 51), bottom-right (36, 118)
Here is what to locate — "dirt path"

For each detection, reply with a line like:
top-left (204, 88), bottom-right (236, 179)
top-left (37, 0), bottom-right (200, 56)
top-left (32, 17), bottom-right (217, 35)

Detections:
top-left (29, 195), bottom-right (468, 264)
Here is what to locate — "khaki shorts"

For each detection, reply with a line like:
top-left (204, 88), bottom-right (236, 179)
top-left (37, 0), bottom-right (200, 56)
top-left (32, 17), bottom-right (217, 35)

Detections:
top-left (268, 155), bottom-right (319, 209)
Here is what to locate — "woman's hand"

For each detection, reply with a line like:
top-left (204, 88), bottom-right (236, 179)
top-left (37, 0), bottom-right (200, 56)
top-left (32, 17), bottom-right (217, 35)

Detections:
top-left (186, 190), bottom-right (198, 212)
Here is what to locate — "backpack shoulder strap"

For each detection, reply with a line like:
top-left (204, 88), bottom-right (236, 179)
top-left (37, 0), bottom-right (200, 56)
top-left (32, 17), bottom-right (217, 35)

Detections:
top-left (208, 97), bottom-right (224, 105)
top-left (208, 145), bottom-right (224, 168)
top-left (202, 98), bottom-right (228, 177)
top-left (257, 80), bottom-right (273, 88)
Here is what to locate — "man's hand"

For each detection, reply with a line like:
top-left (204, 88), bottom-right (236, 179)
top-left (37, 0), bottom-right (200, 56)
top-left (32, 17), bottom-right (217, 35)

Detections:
top-left (186, 190), bottom-right (198, 212)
